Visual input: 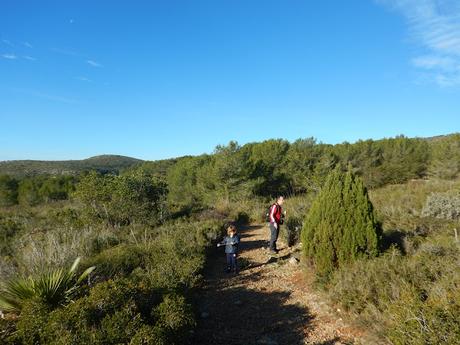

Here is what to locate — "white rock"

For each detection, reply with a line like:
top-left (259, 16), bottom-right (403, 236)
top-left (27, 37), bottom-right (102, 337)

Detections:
top-left (288, 257), bottom-right (299, 265)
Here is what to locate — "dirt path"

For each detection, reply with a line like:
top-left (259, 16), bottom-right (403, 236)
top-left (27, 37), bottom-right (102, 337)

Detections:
top-left (190, 224), bottom-right (367, 345)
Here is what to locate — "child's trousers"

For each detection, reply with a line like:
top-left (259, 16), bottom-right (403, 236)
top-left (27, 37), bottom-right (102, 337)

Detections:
top-left (226, 253), bottom-right (238, 271)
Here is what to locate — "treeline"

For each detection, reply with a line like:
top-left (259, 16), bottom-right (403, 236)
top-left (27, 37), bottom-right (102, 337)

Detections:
top-left (1, 134), bottom-right (459, 210)
top-left (165, 134), bottom-right (460, 210)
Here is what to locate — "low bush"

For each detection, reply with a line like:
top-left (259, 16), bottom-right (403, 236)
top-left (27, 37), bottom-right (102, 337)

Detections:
top-left (328, 235), bottom-right (460, 344)
top-left (80, 244), bottom-right (148, 282)
top-left (422, 191), bottom-right (460, 221)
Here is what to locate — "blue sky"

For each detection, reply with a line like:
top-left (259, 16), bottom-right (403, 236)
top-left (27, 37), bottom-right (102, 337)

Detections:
top-left (1, 0), bottom-right (459, 161)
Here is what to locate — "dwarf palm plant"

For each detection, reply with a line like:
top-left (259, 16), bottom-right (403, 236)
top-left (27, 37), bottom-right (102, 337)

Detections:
top-left (0, 257), bottom-right (95, 312)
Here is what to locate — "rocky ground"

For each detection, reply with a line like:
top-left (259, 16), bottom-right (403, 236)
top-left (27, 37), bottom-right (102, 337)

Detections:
top-left (190, 224), bottom-right (379, 345)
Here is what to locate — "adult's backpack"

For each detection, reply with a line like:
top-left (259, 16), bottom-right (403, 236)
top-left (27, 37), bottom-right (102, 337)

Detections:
top-left (265, 204), bottom-right (279, 223)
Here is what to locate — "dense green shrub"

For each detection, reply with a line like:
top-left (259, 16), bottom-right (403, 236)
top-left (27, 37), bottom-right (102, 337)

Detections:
top-left (15, 175), bottom-right (76, 206)
top-left (13, 299), bottom-right (49, 345)
top-left (301, 167), bottom-right (381, 281)
top-left (0, 216), bottom-right (22, 257)
top-left (73, 171), bottom-right (168, 226)
top-left (143, 220), bottom-right (222, 289)
top-left (153, 293), bottom-right (195, 343)
top-left (81, 244), bottom-right (148, 282)
top-left (129, 325), bottom-right (168, 345)
top-left (0, 175), bottom-right (18, 206)
top-left (16, 277), bottom-right (194, 345)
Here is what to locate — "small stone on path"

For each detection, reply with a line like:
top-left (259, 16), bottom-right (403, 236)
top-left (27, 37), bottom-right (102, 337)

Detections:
top-left (288, 257), bottom-right (299, 265)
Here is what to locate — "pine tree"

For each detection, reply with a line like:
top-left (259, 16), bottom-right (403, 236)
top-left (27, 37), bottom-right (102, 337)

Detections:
top-left (301, 167), bottom-right (381, 281)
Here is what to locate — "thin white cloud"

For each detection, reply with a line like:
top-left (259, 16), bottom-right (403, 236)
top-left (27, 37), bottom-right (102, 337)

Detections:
top-left (74, 76), bottom-right (93, 82)
top-left (379, 0), bottom-right (460, 86)
top-left (2, 54), bottom-right (17, 60)
top-left (51, 47), bottom-right (81, 57)
top-left (23, 55), bottom-right (36, 61)
top-left (86, 59), bottom-right (102, 67)
top-left (23, 42), bottom-right (33, 48)
top-left (412, 55), bottom-right (457, 70)
top-left (2, 39), bottom-right (13, 47)
top-left (3, 87), bottom-right (79, 104)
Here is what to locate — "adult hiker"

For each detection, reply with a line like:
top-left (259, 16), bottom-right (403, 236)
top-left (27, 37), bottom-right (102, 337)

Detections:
top-left (268, 196), bottom-right (285, 254)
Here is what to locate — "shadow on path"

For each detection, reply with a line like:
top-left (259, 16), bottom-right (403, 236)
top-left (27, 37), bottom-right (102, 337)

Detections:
top-left (190, 224), bottom-right (313, 345)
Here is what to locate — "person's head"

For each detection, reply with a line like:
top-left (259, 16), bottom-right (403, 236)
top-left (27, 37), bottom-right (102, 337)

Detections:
top-left (227, 224), bottom-right (237, 237)
top-left (276, 196), bottom-right (285, 206)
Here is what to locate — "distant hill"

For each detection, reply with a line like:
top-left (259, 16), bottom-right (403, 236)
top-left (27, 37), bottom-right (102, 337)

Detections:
top-left (0, 155), bottom-right (143, 177)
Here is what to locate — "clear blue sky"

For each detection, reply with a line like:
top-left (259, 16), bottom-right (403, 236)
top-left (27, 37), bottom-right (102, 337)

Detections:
top-left (1, 0), bottom-right (459, 161)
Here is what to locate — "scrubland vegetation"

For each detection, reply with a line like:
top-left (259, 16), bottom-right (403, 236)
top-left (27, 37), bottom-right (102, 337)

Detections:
top-left (1, 134), bottom-right (459, 344)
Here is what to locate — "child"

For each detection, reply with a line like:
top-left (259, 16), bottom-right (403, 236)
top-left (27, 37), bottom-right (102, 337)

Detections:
top-left (217, 224), bottom-right (240, 273)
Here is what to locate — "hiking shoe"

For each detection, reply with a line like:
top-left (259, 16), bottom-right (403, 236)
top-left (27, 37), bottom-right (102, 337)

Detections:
top-left (225, 267), bottom-right (231, 273)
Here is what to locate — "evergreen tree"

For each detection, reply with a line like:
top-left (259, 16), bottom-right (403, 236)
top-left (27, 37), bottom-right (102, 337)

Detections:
top-left (301, 167), bottom-right (381, 281)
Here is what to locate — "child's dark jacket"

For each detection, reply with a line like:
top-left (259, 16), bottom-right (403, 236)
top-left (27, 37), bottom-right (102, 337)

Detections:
top-left (219, 235), bottom-right (240, 254)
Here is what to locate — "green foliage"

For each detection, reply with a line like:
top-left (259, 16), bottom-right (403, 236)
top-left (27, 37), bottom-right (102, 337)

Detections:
top-left (129, 325), bottom-right (168, 345)
top-left (142, 220), bottom-right (222, 289)
top-left (0, 257), bottom-right (95, 312)
top-left (81, 244), bottom-right (147, 282)
top-left (34, 278), bottom-right (151, 344)
top-left (282, 138), bottom-right (323, 193)
top-left (0, 216), bottom-right (22, 257)
top-left (167, 155), bottom-right (211, 209)
top-left (11, 276), bottom-right (194, 344)
top-left (13, 298), bottom-right (49, 345)
top-left (15, 175), bottom-right (76, 206)
top-left (153, 293), bottom-right (195, 343)
top-left (334, 136), bottom-right (430, 188)
top-left (249, 139), bottom-right (290, 196)
top-left (329, 236), bottom-right (460, 344)
top-left (429, 133), bottom-right (460, 179)
top-left (73, 171), bottom-right (168, 225)
top-left (17, 177), bottom-right (42, 206)
top-left (0, 175), bottom-right (18, 206)
top-left (301, 167), bottom-right (381, 281)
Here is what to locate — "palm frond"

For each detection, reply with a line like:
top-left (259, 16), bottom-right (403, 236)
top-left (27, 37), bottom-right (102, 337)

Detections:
top-left (0, 257), bottom-right (95, 312)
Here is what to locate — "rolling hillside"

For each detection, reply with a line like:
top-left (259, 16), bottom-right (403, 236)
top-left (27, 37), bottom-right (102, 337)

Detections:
top-left (0, 155), bottom-right (143, 177)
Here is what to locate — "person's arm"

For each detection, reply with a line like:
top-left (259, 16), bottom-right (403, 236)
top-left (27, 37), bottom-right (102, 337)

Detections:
top-left (217, 237), bottom-right (227, 247)
top-left (269, 204), bottom-right (276, 223)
